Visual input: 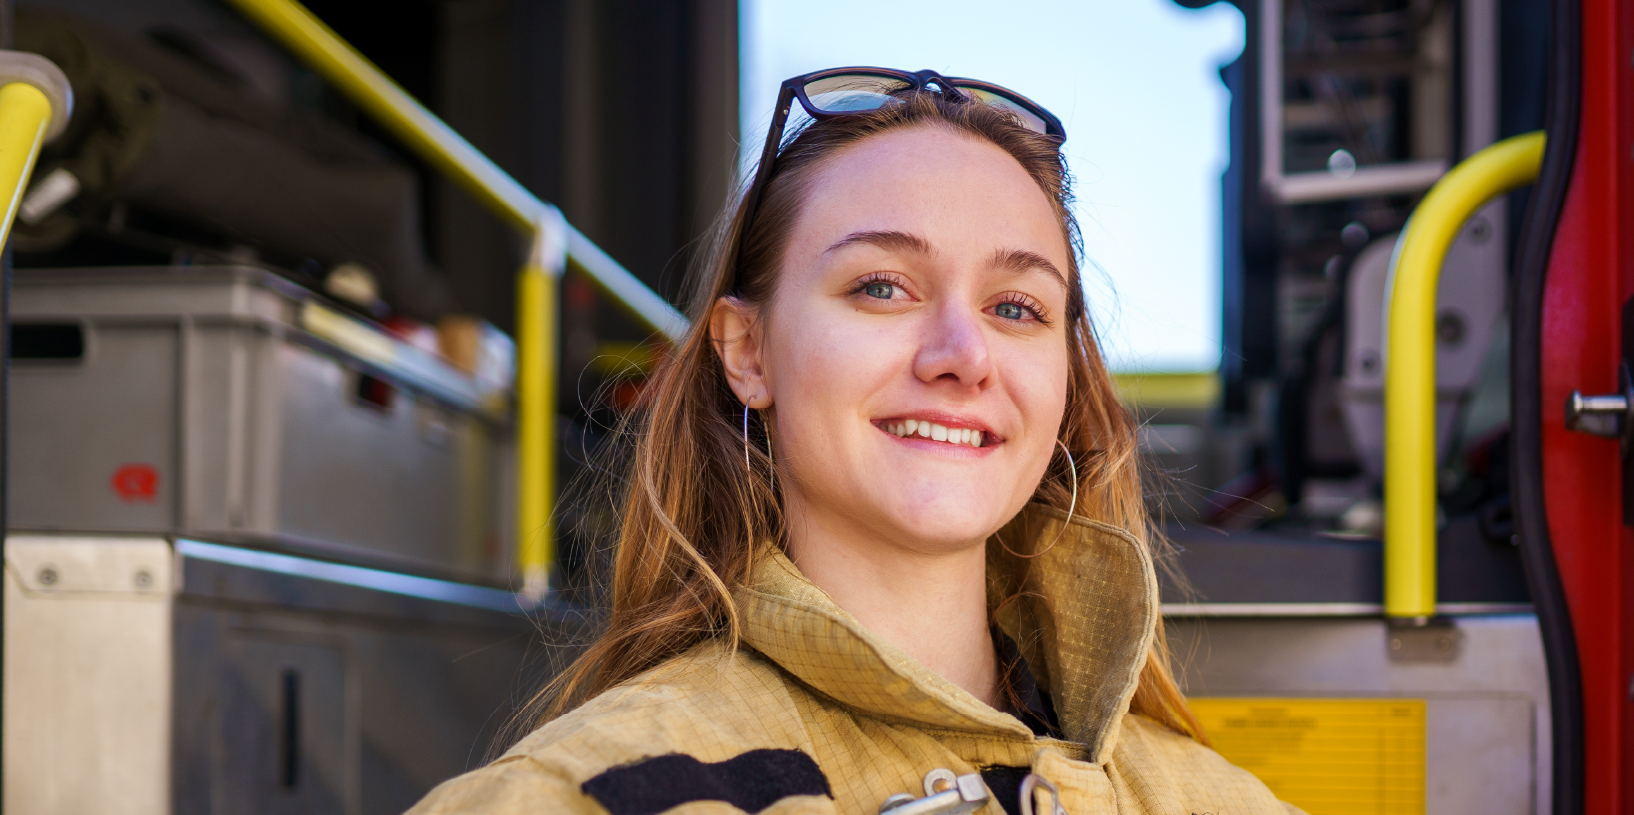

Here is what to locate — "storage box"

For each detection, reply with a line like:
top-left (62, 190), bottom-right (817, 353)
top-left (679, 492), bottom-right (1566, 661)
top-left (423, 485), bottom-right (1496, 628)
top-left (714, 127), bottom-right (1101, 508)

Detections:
top-left (3, 534), bottom-right (577, 814)
top-left (9, 266), bottom-right (515, 585)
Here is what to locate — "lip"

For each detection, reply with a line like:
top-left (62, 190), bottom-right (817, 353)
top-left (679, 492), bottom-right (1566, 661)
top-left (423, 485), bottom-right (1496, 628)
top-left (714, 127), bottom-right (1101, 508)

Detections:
top-left (872, 411), bottom-right (1003, 448)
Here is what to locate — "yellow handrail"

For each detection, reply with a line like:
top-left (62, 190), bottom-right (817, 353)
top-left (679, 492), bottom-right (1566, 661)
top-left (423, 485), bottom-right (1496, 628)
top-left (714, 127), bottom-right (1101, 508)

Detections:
top-left (224, 0), bottom-right (686, 339)
top-left (0, 82), bottom-right (53, 250)
top-left (225, 0), bottom-right (689, 595)
top-left (1384, 131), bottom-right (1544, 620)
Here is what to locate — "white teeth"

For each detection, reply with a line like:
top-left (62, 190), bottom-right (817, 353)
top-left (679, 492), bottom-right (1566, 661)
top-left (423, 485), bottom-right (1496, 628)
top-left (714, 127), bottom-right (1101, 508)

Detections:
top-left (887, 420), bottom-right (988, 447)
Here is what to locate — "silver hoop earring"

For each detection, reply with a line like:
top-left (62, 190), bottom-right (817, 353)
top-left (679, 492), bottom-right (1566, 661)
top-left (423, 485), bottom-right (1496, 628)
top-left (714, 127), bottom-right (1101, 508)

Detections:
top-left (742, 403), bottom-right (776, 490)
top-left (1057, 439), bottom-right (1078, 529)
top-left (764, 413), bottom-right (775, 491)
top-left (996, 439), bottom-right (1078, 560)
top-left (742, 402), bottom-right (752, 472)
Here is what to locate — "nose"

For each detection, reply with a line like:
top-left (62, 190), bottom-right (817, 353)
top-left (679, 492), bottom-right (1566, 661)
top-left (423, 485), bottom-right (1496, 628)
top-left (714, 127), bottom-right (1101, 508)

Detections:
top-left (911, 300), bottom-right (992, 389)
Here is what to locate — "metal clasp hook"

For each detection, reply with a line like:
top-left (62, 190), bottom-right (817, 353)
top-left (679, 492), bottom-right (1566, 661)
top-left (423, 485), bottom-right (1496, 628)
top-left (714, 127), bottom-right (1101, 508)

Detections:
top-left (1018, 773), bottom-right (1068, 815)
top-left (878, 768), bottom-right (989, 815)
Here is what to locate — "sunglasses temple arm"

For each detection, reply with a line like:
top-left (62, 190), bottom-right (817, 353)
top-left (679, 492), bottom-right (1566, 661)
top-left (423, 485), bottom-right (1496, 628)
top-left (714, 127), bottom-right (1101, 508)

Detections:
top-left (740, 84), bottom-right (798, 238)
top-left (764, 84), bottom-right (799, 164)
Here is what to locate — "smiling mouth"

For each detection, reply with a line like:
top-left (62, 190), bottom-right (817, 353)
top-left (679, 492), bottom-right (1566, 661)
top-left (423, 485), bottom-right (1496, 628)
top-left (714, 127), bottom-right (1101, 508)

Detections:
top-left (879, 419), bottom-right (986, 449)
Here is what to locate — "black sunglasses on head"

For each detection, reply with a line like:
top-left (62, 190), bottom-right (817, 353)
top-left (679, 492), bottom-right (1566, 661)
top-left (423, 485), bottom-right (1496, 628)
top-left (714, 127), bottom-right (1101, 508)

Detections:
top-left (737, 67), bottom-right (1066, 261)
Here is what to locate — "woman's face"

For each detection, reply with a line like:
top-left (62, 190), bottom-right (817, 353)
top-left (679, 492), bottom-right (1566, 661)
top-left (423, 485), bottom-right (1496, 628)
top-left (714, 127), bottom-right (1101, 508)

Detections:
top-left (716, 124), bottom-right (1072, 556)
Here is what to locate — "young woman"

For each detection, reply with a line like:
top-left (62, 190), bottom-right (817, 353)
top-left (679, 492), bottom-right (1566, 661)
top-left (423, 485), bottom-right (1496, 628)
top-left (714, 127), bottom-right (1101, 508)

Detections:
top-left (412, 69), bottom-right (1298, 815)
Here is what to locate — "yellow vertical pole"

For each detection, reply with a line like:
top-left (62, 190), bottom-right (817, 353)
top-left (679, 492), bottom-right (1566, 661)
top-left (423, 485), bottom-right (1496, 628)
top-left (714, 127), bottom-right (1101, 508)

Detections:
top-left (1383, 131), bottom-right (1544, 620)
top-left (0, 83), bottom-right (53, 247)
top-left (517, 212), bottom-right (567, 598)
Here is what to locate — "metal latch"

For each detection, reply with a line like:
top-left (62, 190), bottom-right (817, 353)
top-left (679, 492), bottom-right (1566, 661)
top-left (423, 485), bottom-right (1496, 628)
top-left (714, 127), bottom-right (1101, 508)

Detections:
top-left (878, 769), bottom-right (988, 815)
top-left (1386, 618), bottom-right (1463, 663)
top-left (1564, 297), bottom-right (1634, 526)
top-left (1565, 362), bottom-right (1634, 453)
top-left (1019, 773), bottom-right (1068, 815)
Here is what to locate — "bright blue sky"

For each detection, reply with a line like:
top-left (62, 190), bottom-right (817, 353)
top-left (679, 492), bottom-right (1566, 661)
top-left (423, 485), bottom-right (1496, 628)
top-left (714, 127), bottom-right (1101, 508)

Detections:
top-left (740, 0), bottom-right (1245, 373)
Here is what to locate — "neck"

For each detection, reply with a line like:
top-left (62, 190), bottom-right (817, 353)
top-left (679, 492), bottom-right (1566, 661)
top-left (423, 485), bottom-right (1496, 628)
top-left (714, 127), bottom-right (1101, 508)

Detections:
top-left (783, 505), bottom-right (999, 708)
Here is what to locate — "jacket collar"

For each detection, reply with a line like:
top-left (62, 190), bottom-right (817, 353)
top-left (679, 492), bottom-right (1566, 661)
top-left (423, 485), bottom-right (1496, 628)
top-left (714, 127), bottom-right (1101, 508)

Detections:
top-left (735, 505), bottom-right (1158, 764)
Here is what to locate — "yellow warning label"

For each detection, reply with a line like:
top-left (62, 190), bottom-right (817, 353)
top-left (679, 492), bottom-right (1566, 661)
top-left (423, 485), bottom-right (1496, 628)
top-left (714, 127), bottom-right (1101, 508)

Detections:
top-left (1187, 698), bottom-right (1426, 815)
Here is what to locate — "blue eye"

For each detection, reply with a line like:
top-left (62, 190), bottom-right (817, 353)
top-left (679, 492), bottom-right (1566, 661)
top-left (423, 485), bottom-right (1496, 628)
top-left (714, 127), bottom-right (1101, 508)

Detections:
top-left (864, 281), bottom-right (895, 299)
top-left (995, 302), bottom-right (1026, 320)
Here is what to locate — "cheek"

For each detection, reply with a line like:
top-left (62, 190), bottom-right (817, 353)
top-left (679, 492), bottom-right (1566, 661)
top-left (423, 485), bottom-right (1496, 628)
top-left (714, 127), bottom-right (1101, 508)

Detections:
top-left (1000, 342), bottom-right (1072, 494)
top-left (1003, 341), bottom-right (1072, 437)
top-left (764, 304), bottom-right (903, 433)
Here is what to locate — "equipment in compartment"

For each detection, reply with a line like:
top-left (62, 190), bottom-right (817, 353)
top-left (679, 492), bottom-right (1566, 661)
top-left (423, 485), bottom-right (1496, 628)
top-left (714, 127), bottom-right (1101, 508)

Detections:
top-left (11, 9), bottom-right (459, 321)
top-left (1339, 208), bottom-right (1507, 484)
top-left (1204, 0), bottom-right (1523, 530)
top-left (8, 266), bottom-right (515, 584)
top-left (1260, 0), bottom-right (1464, 203)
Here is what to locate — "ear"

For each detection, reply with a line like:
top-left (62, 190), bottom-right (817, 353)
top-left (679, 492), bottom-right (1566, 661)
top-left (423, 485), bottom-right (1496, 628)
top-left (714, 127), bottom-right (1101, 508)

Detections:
top-left (710, 296), bottom-right (771, 408)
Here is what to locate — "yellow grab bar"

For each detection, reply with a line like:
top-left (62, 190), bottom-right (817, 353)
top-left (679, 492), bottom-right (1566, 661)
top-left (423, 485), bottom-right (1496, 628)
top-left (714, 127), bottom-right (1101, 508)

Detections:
top-left (0, 82), bottom-right (54, 249)
top-left (516, 222), bottom-right (565, 597)
top-left (223, 0), bottom-right (686, 339)
top-left (1384, 131), bottom-right (1544, 620)
top-left (0, 51), bottom-right (73, 249)
top-left (227, 0), bottom-right (691, 595)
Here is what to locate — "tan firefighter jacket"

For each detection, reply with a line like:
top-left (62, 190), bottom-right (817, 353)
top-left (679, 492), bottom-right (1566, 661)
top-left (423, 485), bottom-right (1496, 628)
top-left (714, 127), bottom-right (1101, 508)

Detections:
top-left (409, 507), bottom-right (1301, 815)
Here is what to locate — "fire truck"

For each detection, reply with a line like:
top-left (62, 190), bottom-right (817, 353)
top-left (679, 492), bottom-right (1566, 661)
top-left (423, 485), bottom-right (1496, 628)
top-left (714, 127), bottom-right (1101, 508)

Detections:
top-left (0, 0), bottom-right (1627, 813)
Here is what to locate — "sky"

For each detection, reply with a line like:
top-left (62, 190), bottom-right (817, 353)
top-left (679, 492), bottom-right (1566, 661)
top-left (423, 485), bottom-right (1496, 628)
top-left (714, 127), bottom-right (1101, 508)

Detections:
top-left (740, 0), bottom-right (1245, 373)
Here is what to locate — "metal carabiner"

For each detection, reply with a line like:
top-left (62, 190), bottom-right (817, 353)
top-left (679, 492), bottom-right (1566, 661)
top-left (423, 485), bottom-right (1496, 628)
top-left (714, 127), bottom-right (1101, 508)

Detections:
top-left (877, 768), bottom-right (989, 815)
top-left (1018, 773), bottom-right (1068, 815)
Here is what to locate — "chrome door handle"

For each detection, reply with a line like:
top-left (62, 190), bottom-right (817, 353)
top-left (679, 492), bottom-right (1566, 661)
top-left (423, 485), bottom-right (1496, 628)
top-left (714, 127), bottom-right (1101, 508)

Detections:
top-left (1566, 391), bottom-right (1629, 436)
top-left (1566, 363), bottom-right (1634, 451)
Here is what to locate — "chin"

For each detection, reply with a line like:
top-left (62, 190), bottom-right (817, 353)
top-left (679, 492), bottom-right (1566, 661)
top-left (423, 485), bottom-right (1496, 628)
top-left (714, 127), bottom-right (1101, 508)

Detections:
top-left (880, 492), bottom-right (1016, 551)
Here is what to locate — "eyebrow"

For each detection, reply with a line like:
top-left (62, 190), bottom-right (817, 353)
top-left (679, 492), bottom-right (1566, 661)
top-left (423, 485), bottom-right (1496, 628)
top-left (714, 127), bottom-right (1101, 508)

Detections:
top-left (823, 230), bottom-right (933, 257)
top-left (991, 248), bottom-right (1069, 291)
top-left (824, 230), bottom-right (1069, 291)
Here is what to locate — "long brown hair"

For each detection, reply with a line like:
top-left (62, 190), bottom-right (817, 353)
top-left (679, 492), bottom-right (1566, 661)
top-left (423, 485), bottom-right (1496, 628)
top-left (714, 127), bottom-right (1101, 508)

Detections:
top-left (516, 91), bottom-right (1205, 744)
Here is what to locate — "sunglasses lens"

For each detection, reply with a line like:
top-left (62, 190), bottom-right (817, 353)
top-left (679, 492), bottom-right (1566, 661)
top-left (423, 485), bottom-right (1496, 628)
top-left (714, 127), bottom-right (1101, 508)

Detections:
top-left (958, 87), bottom-right (1050, 135)
top-left (802, 74), bottom-right (912, 114)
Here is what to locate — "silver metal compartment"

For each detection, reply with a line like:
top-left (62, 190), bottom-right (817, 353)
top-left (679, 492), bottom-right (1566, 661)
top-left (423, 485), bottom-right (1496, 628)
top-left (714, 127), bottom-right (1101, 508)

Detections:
top-left (3, 533), bottom-right (582, 815)
top-left (9, 266), bottom-right (515, 584)
top-left (1168, 612), bottom-right (1549, 815)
